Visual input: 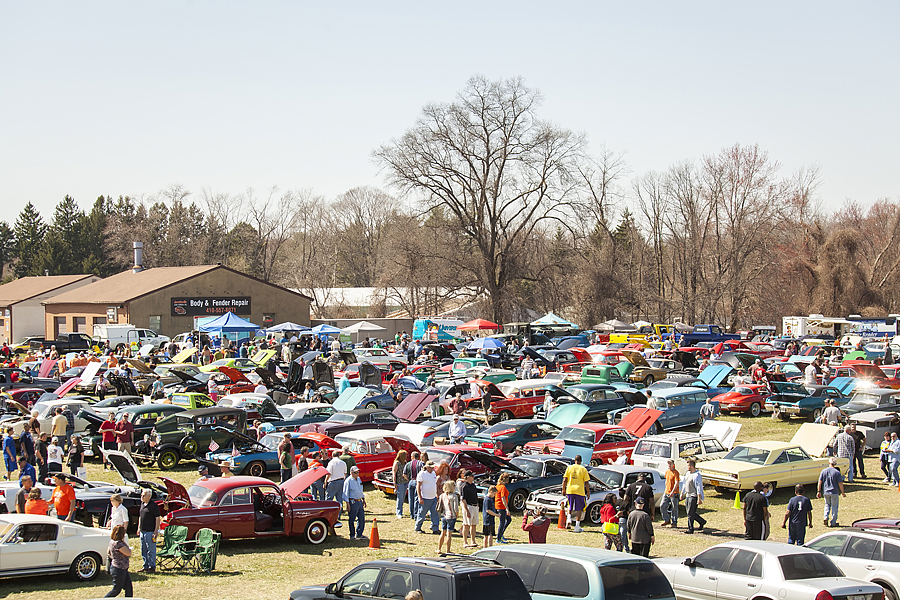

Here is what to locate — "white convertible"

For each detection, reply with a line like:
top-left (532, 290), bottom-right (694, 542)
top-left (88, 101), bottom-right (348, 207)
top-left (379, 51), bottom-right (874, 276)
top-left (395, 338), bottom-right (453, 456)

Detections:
top-left (0, 514), bottom-right (109, 581)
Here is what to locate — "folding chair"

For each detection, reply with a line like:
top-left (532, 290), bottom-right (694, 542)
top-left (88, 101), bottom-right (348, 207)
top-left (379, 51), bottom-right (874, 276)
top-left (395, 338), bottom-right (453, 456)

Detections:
top-left (191, 528), bottom-right (222, 573)
top-left (156, 525), bottom-right (189, 570)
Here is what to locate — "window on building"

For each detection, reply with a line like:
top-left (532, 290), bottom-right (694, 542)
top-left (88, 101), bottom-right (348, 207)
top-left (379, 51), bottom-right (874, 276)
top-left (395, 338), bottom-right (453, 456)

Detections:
top-left (93, 317), bottom-right (105, 327)
top-left (149, 316), bottom-right (161, 331)
top-left (74, 317), bottom-right (87, 333)
top-left (54, 317), bottom-right (67, 336)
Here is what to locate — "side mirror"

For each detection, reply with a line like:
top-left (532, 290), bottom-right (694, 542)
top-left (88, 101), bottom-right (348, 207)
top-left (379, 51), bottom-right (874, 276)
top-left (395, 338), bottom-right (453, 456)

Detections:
top-left (683, 558), bottom-right (693, 567)
top-left (325, 583), bottom-right (342, 597)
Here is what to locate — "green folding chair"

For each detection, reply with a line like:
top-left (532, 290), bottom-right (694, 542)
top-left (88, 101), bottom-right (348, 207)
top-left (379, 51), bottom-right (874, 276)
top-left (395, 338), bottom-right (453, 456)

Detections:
top-left (156, 525), bottom-right (189, 570)
top-left (192, 528), bottom-right (221, 573)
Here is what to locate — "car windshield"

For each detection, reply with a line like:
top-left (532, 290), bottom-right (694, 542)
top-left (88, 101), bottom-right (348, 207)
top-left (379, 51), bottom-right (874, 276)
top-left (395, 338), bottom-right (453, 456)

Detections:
top-left (648, 359), bottom-right (667, 369)
top-left (327, 413), bottom-right (356, 424)
top-left (557, 427), bottom-right (595, 446)
top-left (733, 387), bottom-right (755, 395)
top-left (93, 397), bottom-right (124, 408)
top-left (170, 395), bottom-right (194, 407)
top-left (209, 359), bottom-right (230, 367)
top-left (634, 440), bottom-right (672, 458)
top-left (778, 553), bottom-right (843, 580)
top-left (509, 458), bottom-right (544, 478)
top-left (722, 446), bottom-right (771, 464)
top-left (648, 380), bottom-right (677, 391)
top-left (187, 485), bottom-right (219, 508)
top-left (568, 388), bottom-right (589, 402)
top-left (599, 562), bottom-right (673, 600)
top-left (423, 449), bottom-right (454, 464)
top-left (259, 434), bottom-right (284, 450)
top-left (589, 468), bottom-right (625, 488)
top-left (850, 393), bottom-right (883, 405)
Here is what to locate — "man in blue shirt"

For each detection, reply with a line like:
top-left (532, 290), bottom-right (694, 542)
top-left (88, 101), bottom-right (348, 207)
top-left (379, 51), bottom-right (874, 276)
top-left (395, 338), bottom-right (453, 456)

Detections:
top-left (342, 466), bottom-right (366, 540)
top-left (3, 427), bottom-right (16, 480)
top-left (18, 457), bottom-right (36, 487)
top-left (782, 484), bottom-right (814, 544)
top-left (817, 457), bottom-right (846, 527)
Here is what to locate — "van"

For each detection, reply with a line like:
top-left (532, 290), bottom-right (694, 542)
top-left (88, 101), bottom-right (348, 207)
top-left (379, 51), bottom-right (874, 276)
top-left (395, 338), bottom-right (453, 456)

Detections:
top-left (93, 324), bottom-right (170, 352)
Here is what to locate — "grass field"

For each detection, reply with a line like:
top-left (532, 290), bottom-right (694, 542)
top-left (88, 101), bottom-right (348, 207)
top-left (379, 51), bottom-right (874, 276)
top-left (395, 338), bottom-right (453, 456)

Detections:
top-left (3, 414), bottom-right (897, 600)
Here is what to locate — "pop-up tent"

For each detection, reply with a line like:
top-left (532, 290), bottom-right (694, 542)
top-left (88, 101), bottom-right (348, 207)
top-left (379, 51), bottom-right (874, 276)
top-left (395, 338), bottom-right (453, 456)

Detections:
top-left (199, 312), bottom-right (260, 347)
top-left (267, 321), bottom-right (310, 333)
top-left (341, 321), bottom-right (387, 344)
top-left (531, 312), bottom-right (578, 327)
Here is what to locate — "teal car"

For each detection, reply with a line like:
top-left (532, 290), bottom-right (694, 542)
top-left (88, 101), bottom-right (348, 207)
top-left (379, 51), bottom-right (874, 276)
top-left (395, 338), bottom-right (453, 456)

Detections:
top-left (764, 382), bottom-right (849, 421)
top-left (474, 544), bottom-right (675, 600)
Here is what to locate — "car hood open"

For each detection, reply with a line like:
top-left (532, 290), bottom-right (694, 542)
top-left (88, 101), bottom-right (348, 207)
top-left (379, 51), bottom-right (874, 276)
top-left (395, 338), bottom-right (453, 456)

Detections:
top-left (172, 348), bottom-right (198, 363)
top-left (53, 377), bottom-right (82, 397)
top-left (160, 476), bottom-right (191, 509)
top-left (455, 448), bottom-right (514, 472)
top-left (621, 350), bottom-right (650, 368)
top-left (332, 387), bottom-right (369, 412)
top-left (392, 392), bottom-right (436, 422)
top-left (790, 423), bottom-right (839, 457)
top-left (383, 435), bottom-right (420, 456)
top-left (618, 407), bottom-right (663, 437)
top-left (698, 364), bottom-right (732, 388)
top-left (698, 420), bottom-right (742, 450)
top-left (252, 349), bottom-right (278, 366)
top-left (126, 359), bottom-right (154, 375)
top-left (104, 449), bottom-right (144, 486)
top-left (253, 367), bottom-right (284, 390)
top-left (546, 402), bottom-right (590, 428)
top-left (281, 465), bottom-right (329, 500)
top-left (218, 366), bottom-right (251, 384)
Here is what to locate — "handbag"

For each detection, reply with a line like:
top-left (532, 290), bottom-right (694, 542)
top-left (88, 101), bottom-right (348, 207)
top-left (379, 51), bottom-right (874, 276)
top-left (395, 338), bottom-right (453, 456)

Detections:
top-left (76, 466), bottom-right (87, 479)
top-left (601, 521), bottom-right (619, 535)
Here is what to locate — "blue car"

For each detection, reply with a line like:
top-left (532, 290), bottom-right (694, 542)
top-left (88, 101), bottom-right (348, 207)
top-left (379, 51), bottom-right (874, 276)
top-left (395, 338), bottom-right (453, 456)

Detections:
top-left (204, 430), bottom-right (316, 477)
top-left (473, 454), bottom-right (575, 512)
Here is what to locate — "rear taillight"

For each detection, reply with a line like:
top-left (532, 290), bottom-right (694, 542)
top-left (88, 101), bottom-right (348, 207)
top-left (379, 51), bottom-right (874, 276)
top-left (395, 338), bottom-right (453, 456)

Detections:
top-left (815, 591), bottom-right (833, 600)
top-left (424, 431), bottom-right (435, 438)
top-left (481, 442), bottom-right (494, 449)
top-left (478, 571), bottom-right (499, 576)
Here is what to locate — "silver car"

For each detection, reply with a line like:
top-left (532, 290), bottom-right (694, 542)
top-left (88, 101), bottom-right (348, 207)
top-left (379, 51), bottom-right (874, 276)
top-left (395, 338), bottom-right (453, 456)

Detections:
top-left (654, 540), bottom-right (884, 600)
top-left (806, 528), bottom-right (900, 600)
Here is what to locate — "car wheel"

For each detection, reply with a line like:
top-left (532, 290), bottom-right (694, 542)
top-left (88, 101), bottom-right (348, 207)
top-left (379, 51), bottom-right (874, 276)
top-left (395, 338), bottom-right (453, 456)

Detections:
top-left (763, 481), bottom-right (777, 493)
top-left (498, 410), bottom-right (515, 422)
top-left (696, 415), bottom-right (705, 426)
top-left (883, 585), bottom-right (896, 600)
top-left (809, 408), bottom-right (822, 423)
top-left (649, 423), bottom-right (662, 436)
top-left (365, 402), bottom-right (379, 410)
top-left (304, 519), bottom-right (329, 545)
top-left (70, 552), bottom-right (101, 581)
top-left (438, 406), bottom-right (445, 416)
top-left (714, 486), bottom-right (728, 495)
top-left (247, 461), bottom-right (266, 477)
top-left (179, 436), bottom-right (198, 455)
top-left (509, 490), bottom-right (528, 512)
top-left (643, 374), bottom-right (655, 385)
top-left (158, 450), bottom-right (180, 470)
top-left (749, 402), bottom-right (762, 417)
top-left (587, 503), bottom-right (603, 524)
top-left (590, 459), bottom-right (601, 467)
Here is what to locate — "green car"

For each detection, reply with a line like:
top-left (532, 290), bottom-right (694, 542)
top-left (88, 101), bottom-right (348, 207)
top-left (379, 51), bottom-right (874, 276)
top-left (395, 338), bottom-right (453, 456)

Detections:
top-left (150, 406), bottom-right (248, 469)
top-left (168, 392), bottom-right (215, 410)
top-left (451, 357), bottom-right (490, 376)
top-left (764, 382), bottom-right (849, 421)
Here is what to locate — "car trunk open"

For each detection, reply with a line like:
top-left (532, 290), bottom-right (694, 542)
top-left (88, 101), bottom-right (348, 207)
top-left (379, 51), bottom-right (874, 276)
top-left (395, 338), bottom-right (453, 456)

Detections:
top-left (791, 423), bottom-right (840, 457)
top-left (618, 407), bottom-right (663, 437)
top-left (280, 465), bottom-right (329, 500)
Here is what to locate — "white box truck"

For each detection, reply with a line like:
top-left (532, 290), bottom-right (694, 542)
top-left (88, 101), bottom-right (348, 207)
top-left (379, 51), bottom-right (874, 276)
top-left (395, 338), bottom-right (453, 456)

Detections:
top-left (93, 324), bottom-right (170, 352)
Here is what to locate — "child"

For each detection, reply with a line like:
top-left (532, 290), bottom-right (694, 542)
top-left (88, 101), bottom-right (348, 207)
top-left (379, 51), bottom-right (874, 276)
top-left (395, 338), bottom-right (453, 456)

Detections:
top-left (495, 473), bottom-right (511, 543)
top-left (482, 485), bottom-right (499, 548)
top-left (438, 481), bottom-right (459, 553)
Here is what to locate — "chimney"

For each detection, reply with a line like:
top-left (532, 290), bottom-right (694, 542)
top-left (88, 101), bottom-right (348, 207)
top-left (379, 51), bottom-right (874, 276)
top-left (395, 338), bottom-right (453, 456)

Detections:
top-left (132, 242), bottom-right (144, 273)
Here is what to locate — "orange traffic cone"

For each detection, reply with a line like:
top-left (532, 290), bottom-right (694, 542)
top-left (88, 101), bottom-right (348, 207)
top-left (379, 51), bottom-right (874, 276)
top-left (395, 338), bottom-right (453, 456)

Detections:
top-left (368, 517), bottom-right (381, 549)
top-left (557, 504), bottom-right (567, 529)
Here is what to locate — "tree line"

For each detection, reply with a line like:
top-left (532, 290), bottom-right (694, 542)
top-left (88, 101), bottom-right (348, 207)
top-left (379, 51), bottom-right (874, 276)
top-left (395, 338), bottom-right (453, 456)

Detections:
top-left (6, 76), bottom-right (900, 330)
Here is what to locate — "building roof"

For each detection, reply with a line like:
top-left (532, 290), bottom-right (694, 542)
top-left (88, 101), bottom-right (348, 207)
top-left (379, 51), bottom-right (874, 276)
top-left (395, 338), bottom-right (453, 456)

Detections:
top-left (0, 275), bottom-right (96, 306)
top-left (43, 265), bottom-right (312, 305)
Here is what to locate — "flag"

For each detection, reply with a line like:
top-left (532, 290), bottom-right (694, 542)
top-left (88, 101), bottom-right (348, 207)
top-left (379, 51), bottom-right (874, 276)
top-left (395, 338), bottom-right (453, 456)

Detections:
top-left (208, 440), bottom-right (219, 452)
top-left (231, 446), bottom-right (240, 457)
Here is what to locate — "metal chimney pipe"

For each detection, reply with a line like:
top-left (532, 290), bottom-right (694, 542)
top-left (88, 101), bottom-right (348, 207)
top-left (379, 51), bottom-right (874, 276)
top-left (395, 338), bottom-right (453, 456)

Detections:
top-left (133, 242), bottom-right (144, 273)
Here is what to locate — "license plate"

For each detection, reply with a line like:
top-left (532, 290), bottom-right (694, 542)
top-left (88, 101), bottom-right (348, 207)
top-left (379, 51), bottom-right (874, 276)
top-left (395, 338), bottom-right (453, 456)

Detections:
top-left (851, 595), bottom-right (866, 600)
top-left (708, 480), bottom-right (722, 486)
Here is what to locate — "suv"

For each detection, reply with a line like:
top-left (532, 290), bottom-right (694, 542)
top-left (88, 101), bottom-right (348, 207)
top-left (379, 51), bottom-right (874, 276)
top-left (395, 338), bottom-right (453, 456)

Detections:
top-left (150, 407), bottom-right (247, 470)
top-left (289, 556), bottom-right (531, 600)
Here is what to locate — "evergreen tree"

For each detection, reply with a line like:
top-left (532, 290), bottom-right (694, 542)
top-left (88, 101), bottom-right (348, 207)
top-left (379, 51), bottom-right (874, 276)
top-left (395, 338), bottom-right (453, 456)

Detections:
top-left (0, 222), bottom-right (16, 280)
top-left (13, 202), bottom-right (48, 277)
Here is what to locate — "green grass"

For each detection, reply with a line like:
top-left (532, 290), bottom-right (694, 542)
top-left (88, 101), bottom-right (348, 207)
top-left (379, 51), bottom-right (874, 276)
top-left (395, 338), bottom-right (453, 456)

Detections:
top-left (2, 414), bottom-right (897, 600)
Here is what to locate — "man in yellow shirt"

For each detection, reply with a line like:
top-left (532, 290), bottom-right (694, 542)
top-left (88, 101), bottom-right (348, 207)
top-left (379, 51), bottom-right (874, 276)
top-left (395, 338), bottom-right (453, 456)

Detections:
top-left (562, 454), bottom-right (591, 533)
top-left (661, 459), bottom-right (680, 527)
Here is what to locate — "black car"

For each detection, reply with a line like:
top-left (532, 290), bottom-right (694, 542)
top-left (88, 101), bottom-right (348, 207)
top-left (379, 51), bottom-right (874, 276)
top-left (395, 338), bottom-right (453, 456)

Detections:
top-left (0, 368), bottom-right (59, 392)
top-left (290, 556), bottom-right (531, 600)
top-left (473, 454), bottom-right (574, 511)
top-left (300, 408), bottom-right (401, 437)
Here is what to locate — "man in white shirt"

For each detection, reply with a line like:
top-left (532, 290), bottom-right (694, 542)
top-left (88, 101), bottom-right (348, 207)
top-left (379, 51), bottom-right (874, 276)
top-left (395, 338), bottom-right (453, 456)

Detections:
top-left (804, 361), bottom-right (818, 386)
top-left (330, 338), bottom-right (341, 352)
top-left (325, 450), bottom-right (348, 515)
top-left (448, 415), bottom-right (467, 444)
top-left (414, 461), bottom-right (440, 534)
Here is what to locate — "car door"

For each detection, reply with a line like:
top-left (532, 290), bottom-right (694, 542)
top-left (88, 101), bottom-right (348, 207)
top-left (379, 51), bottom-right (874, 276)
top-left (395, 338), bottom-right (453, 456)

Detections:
top-left (374, 568), bottom-right (414, 600)
top-left (837, 535), bottom-right (882, 581)
top-left (784, 447), bottom-right (819, 485)
top-left (216, 486), bottom-right (256, 538)
top-left (339, 566), bottom-right (384, 600)
top-left (0, 523), bottom-right (60, 571)
top-left (675, 546), bottom-right (734, 600)
top-left (597, 430), bottom-right (635, 463)
top-left (715, 549), bottom-right (763, 600)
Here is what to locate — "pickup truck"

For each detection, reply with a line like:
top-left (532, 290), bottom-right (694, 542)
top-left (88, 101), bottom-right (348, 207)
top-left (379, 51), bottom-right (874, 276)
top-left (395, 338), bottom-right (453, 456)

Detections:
top-left (29, 333), bottom-right (94, 354)
top-left (678, 325), bottom-right (741, 348)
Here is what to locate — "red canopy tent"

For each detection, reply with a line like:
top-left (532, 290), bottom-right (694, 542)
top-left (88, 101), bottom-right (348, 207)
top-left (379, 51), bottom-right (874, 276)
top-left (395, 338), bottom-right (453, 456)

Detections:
top-left (458, 318), bottom-right (500, 331)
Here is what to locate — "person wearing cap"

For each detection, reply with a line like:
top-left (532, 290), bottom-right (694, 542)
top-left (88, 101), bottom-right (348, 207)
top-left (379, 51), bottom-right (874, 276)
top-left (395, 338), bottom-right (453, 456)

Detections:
top-left (415, 461), bottom-right (440, 534)
top-left (51, 473), bottom-right (76, 521)
top-left (343, 466), bottom-right (367, 540)
top-left (197, 465), bottom-right (210, 482)
top-left (626, 495), bottom-right (654, 557)
top-left (448, 415), bottom-right (466, 445)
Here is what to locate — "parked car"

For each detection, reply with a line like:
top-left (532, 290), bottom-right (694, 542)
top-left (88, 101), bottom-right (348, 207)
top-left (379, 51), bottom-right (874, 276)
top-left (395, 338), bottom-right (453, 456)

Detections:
top-left (204, 430), bottom-right (312, 477)
top-left (289, 555), bottom-right (532, 600)
top-left (766, 382), bottom-right (850, 421)
top-left (713, 384), bottom-right (771, 417)
top-left (653, 540), bottom-right (884, 600)
top-left (473, 454), bottom-right (575, 511)
top-left (852, 518), bottom-right (900, 530)
top-left (0, 367), bottom-right (59, 392)
top-left (275, 402), bottom-right (336, 430)
top-left (700, 423), bottom-right (849, 493)
top-left (469, 379), bottom-right (560, 423)
top-left (300, 408), bottom-right (403, 438)
top-left (160, 469), bottom-right (340, 544)
top-left (465, 419), bottom-right (564, 456)
top-left (7, 398), bottom-right (92, 438)
top-left (849, 410), bottom-right (900, 450)
top-left (404, 415), bottom-right (485, 446)
top-left (78, 394), bottom-right (144, 418)
top-left (149, 406), bottom-right (248, 469)
top-left (806, 527), bottom-right (900, 600)
top-left (841, 389), bottom-right (900, 416)
top-left (296, 429), bottom-right (418, 482)
top-left (0, 514), bottom-right (110, 581)
top-left (371, 445), bottom-right (500, 496)
top-left (630, 421), bottom-right (741, 473)
top-left (475, 544), bottom-right (675, 600)
top-left (82, 403), bottom-right (186, 460)
top-left (525, 465), bottom-right (665, 523)
top-left (534, 384), bottom-right (630, 423)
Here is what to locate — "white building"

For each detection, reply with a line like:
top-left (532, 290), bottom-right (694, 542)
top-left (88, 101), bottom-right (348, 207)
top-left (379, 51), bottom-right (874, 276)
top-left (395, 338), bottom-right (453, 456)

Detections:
top-left (0, 275), bottom-right (100, 344)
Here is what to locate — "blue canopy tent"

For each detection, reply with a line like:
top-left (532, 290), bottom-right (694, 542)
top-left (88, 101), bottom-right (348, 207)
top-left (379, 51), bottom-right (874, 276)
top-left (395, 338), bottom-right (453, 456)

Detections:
top-left (310, 324), bottom-right (341, 335)
top-left (199, 312), bottom-right (261, 348)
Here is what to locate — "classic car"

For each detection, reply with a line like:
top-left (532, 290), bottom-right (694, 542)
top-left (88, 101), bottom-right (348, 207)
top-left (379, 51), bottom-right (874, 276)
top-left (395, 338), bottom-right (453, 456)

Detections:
top-left (534, 384), bottom-right (630, 423)
top-left (371, 445), bottom-right (500, 496)
top-left (806, 528), bottom-right (900, 600)
top-left (653, 541), bottom-right (884, 600)
top-left (82, 403), bottom-right (186, 459)
top-left (0, 514), bottom-right (110, 581)
top-left (468, 378), bottom-right (559, 423)
top-left (712, 384), bottom-right (770, 417)
top-left (765, 382), bottom-right (849, 421)
top-left (465, 420), bottom-right (563, 456)
top-left (160, 469), bottom-right (340, 544)
top-left (199, 357), bottom-right (264, 373)
top-left (285, 359), bottom-right (337, 402)
top-left (354, 347), bottom-right (407, 366)
top-left (275, 402), bottom-right (336, 429)
top-left (79, 394), bottom-right (144, 418)
top-left (525, 465), bottom-right (665, 523)
top-left (829, 362), bottom-right (900, 390)
top-left (4, 388), bottom-right (45, 408)
top-left (166, 391), bottom-right (216, 410)
top-left (402, 415), bottom-right (486, 446)
top-left (700, 423), bottom-right (849, 493)
top-left (473, 454), bottom-right (575, 511)
top-left (300, 408), bottom-right (402, 437)
top-left (293, 429), bottom-right (416, 482)
top-left (450, 357), bottom-right (491, 377)
top-left (521, 407), bottom-right (660, 466)
top-left (150, 406), bottom-right (248, 469)
top-left (6, 398), bottom-right (92, 437)
top-left (612, 387), bottom-right (719, 433)
top-left (622, 350), bottom-right (682, 385)
top-left (204, 431), bottom-right (315, 477)
top-left (848, 410), bottom-right (900, 450)
top-left (630, 421), bottom-right (741, 473)
top-left (841, 389), bottom-right (900, 416)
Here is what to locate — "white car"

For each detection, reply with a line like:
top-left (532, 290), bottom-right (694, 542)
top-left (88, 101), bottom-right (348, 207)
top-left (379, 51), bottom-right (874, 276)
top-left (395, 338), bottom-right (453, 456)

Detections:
top-left (525, 464), bottom-right (666, 525)
top-left (654, 540), bottom-right (884, 600)
top-left (0, 514), bottom-right (109, 581)
top-left (849, 410), bottom-right (900, 451)
top-left (806, 528), bottom-right (900, 600)
top-left (631, 421), bottom-right (741, 473)
top-left (8, 398), bottom-right (92, 437)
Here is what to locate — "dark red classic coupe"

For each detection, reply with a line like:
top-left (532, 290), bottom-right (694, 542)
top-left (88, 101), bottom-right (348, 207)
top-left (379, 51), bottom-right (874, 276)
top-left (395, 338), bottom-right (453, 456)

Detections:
top-left (159, 467), bottom-right (340, 544)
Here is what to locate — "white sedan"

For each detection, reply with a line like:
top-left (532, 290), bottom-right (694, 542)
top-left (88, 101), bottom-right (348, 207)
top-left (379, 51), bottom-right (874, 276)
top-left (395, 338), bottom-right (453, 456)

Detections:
top-left (654, 540), bottom-right (884, 600)
top-left (0, 514), bottom-right (109, 581)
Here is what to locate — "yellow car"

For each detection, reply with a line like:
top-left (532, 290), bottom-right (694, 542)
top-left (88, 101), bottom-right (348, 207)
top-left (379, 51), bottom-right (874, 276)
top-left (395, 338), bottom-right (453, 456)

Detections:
top-left (700, 423), bottom-right (849, 493)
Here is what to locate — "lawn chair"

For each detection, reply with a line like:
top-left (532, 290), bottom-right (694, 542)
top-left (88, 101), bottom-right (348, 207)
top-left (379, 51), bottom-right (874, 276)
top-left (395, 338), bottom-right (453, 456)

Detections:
top-left (190, 528), bottom-right (221, 573)
top-left (156, 525), bottom-right (189, 570)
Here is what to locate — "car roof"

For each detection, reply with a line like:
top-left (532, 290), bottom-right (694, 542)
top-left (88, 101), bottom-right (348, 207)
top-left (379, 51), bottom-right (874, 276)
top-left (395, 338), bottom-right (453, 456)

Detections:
top-left (334, 430), bottom-right (410, 442)
top-left (591, 464), bottom-right (664, 475)
top-left (484, 543), bottom-right (652, 566)
top-left (563, 423), bottom-right (622, 432)
top-left (192, 475), bottom-right (279, 492)
top-left (178, 407), bottom-right (245, 417)
top-left (713, 540), bottom-right (820, 555)
top-left (639, 432), bottom-right (718, 442)
top-left (735, 441), bottom-right (797, 451)
top-left (832, 527), bottom-right (900, 541)
top-left (336, 409), bottom-right (391, 416)
top-left (366, 555), bottom-right (510, 575)
top-left (652, 387), bottom-right (706, 397)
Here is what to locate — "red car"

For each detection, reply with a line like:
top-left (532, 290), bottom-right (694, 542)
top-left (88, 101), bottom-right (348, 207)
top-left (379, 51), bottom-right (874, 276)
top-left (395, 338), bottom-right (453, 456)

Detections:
top-left (832, 362), bottom-right (900, 390)
top-left (159, 468), bottom-right (340, 544)
top-left (296, 430), bottom-right (418, 482)
top-left (371, 444), bottom-right (500, 495)
top-left (471, 379), bottom-right (553, 422)
top-left (712, 383), bottom-right (770, 417)
top-left (521, 408), bottom-right (660, 465)
top-left (214, 366), bottom-right (257, 394)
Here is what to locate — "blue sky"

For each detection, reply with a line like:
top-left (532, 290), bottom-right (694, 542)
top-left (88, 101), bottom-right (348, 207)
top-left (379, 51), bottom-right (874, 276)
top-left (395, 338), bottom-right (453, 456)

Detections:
top-left (2, 2), bottom-right (898, 219)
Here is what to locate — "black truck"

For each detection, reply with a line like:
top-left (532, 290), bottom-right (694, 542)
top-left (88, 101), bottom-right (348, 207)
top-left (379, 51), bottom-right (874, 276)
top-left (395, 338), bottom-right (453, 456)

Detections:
top-left (30, 333), bottom-right (93, 354)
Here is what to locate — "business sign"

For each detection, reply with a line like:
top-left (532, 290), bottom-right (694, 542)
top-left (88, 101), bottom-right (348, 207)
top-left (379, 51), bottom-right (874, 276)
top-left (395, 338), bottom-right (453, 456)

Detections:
top-left (107, 306), bottom-right (118, 324)
top-left (171, 297), bottom-right (251, 317)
